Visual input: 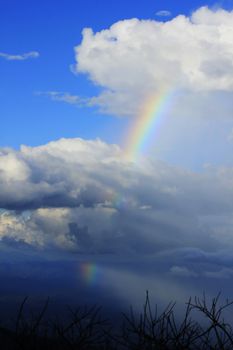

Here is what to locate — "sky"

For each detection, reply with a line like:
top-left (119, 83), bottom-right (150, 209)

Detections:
top-left (1, 0), bottom-right (233, 316)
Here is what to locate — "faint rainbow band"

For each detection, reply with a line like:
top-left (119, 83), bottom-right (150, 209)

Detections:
top-left (80, 262), bottom-right (98, 284)
top-left (125, 89), bottom-right (176, 162)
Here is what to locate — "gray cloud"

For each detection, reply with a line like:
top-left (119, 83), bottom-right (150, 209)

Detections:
top-left (0, 138), bottom-right (233, 258)
top-left (170, 266), bottom-right (198, 278)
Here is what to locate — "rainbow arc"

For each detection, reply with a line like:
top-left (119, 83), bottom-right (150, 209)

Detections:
top-left (125, 89), bottom-right (175, 162)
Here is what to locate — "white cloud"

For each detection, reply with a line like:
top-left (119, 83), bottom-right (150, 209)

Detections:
top-left (0, 153), bottom-right (30, 182)
top-left (36, 91), bottom-right (84, 105)
top-left (0, 51), bottom-right (39, 61)
top-left (155, 10), bottom-right (171, 17)
top-left (73, 7), bottom-right (233, 117)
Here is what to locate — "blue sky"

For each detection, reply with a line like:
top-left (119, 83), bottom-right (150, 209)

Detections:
top-left (1, 0), bottom-right (233, 313)
top-left (1, 0), bottom-right (232, 152)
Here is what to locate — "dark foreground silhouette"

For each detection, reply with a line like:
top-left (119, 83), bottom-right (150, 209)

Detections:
top-left (0, 292), bottom-right (233, 349)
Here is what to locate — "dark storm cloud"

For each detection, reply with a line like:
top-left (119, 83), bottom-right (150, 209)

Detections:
top-left (1, 138), bottom-right (233, 258)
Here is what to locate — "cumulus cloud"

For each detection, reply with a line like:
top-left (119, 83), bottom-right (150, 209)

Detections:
top-left (2, 136), bottom-right (233, 307)
top-left (73, 7), bottom-right (233, 118)
top-left (0, 137), bottom-right (233, 257)
top-left (0, 51), bottom-right (39, 61)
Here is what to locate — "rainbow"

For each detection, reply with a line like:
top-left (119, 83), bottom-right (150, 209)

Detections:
top-left (110, 191), bottom-right (132, 210)
top-left (125, 89), bottom-right (175, 162)
top-left (80, 262), bottom-right (99, 285)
